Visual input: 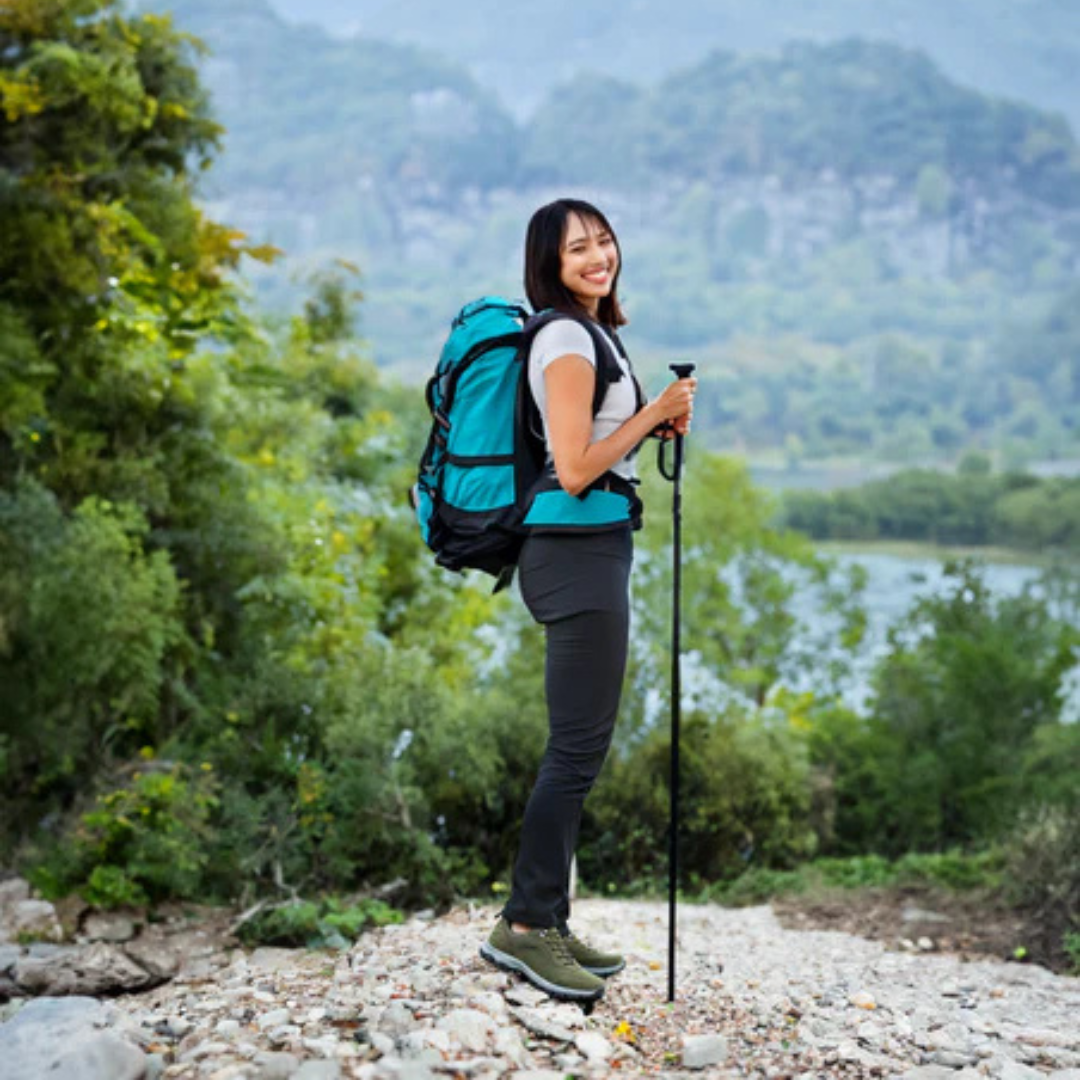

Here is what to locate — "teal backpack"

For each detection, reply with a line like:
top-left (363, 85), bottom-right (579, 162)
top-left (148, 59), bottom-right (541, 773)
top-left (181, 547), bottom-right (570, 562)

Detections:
top-left (411, 296), bottom-right (643, 586)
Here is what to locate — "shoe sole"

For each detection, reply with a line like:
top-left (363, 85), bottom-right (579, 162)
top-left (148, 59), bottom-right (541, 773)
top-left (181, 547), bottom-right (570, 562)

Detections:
top-left (479, 942), bottom-right (604, 1002)
top-left (583, 959), bottom-right (626, 977)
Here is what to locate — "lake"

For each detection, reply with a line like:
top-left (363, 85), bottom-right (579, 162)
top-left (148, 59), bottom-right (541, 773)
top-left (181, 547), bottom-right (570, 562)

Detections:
top-left (792, 546), bottom-right (1079, 721)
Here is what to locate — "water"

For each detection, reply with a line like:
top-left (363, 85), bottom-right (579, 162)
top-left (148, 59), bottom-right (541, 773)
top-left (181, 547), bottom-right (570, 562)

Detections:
top-left (795, 549), bottom-right (1079, 720)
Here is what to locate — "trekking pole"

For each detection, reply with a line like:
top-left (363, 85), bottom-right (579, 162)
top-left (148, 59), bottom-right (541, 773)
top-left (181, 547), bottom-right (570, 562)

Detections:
top-left (658, 361), bottom-right (696, 1003)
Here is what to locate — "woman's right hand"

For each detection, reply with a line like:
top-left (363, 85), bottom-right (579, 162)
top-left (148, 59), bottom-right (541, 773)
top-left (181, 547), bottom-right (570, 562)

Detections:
top-left (650, 377), bottom-right (697, 425)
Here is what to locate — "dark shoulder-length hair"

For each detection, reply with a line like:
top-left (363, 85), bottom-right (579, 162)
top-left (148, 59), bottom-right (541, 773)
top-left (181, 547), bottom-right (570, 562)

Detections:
top-left (524, 198), bottom-right (627, 328)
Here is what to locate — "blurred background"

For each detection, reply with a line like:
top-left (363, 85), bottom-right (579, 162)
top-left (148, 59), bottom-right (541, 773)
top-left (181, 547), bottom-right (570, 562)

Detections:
top-left (1, 0), bottom-right (1076, 971)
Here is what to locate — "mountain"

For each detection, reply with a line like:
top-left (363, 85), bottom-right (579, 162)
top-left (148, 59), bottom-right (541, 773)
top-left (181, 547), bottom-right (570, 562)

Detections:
top-left (265, 0), bottom-right (1080, 135)
top-left (154, 0), bottom-right (519, 204)
top-left (144, 0), bottom-right (1080, 464)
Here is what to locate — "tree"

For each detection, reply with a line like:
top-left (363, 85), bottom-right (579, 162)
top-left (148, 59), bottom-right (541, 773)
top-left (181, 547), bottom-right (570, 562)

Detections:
top-left (0, 0), bottom-right (275, 505)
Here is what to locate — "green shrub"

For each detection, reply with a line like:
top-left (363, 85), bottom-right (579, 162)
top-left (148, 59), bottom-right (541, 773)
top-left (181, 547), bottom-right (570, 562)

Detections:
top-left (1000, 803), bottom-right (1080, 970)
top-left (30, 761), bottom-right (218, 908)
top-left (813, 854), bottom-right (896, 889)
top-left (893, 849), bottom-right (1005, 890)
top-left (237, 896), bottom-right (404, 949)
top-left (703, 867), bottom-right (808, 905)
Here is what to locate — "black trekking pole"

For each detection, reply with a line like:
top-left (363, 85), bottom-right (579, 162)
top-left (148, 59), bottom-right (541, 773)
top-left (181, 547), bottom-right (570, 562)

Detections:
top-left (658, 361), bottom-right (695, 1003)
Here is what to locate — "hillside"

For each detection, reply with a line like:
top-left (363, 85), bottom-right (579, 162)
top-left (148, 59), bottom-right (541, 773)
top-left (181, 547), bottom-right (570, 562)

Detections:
top-left (266, 0), bottom-right (1080, 134)
top-left (147, 0), bottom-right (1080, 466)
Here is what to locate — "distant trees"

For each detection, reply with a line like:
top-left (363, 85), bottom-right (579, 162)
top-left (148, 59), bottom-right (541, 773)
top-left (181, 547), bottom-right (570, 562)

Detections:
top-left (781, 464), bottom-right (1080, 552)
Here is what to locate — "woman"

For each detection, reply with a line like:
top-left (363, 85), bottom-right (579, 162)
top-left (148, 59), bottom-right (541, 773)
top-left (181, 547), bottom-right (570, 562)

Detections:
top-left (480, 198), bottom-right (696, 1002)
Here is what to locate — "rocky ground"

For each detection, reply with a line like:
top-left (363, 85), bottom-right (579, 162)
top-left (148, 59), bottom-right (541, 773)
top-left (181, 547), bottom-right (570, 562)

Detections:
top-left (1, 877), bottom-right (1078, 1080)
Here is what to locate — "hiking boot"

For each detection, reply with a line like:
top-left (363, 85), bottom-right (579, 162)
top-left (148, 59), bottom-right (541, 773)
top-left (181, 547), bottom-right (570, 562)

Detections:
top-left (561, 927), bottom-right (626, 977)
top-left (480, 918), bottom-right (605, 1002)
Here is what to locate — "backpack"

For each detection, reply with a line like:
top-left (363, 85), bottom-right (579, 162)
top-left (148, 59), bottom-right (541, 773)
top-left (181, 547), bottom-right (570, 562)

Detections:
top-left (411, 296), bottom-right (640, 587)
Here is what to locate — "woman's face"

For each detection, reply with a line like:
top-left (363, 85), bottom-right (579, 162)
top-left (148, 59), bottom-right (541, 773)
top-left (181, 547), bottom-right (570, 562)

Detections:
top-left (559, 213), bottom-right (619, 317)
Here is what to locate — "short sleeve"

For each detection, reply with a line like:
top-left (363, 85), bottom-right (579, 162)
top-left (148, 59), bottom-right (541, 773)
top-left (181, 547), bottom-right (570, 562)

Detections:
top-left (531, 320), bottom-right (597, 372)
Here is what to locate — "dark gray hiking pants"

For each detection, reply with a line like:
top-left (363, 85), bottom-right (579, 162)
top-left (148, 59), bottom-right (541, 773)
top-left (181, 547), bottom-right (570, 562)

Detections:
top-left (501, 528), bottom-right (632, 929)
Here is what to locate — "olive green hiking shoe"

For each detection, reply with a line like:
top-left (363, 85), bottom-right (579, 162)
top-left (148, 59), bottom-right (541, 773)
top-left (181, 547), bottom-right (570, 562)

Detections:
top-left (480, 918), bottom-right (605, 1002)
top-left (561, 927), bottom-right (625, 977)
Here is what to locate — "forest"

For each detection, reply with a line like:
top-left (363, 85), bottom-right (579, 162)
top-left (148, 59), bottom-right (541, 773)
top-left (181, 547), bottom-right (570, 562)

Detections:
top-left (1, 0), bottom-right (1077, 970)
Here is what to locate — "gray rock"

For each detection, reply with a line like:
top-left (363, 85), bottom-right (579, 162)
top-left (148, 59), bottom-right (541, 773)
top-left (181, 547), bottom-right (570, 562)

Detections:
top-left (376, 1000), bottom-right (415, 1037)
top-left (122, 938), bottom-right (180, 981)
top-left (1000, 1063), bottom-right (1053, 1080)
top-left (903, 1068), bottom-right (974, 1080)
top-left (902, 907), bottom-right (953, 924)
top-left (1012, 1028), bottom-right (1080, 1049)
top-left (0, 944), bottom-right (22, 974)
top-left (575, 1030), bottom-right (612, 1061)
top-left (509, 1005), bottom-right (575, 1043)
top-left (0, 879), bottom-right (31, 906)
top-left (0, 996), bottom-right (147, 1080)
top-left (931, 1049), bottom-right (979, 1067)
top-left (682, 1033), bottom-right (730, 1069)
top-left (14, 942), bottom-right (155, 996)
top-left (249, 947), bottom-right (301, 972)
top-left (82, 912), bottom-right (138, 943)
top-left (9, 900), bottom-right (62, 942)
top-left (257, 1006), bottom-right (293, 1030)
top-left (1048, 1072), bottom-right (1080, 1080)
top-left (504, 984), bottom-right (547, 1007)
top-left (294, 1063), bottom-right (342, 1080)
top-left (158, 1014), bottom-right (192, 1038)
top-left (253, 1050), bottom-right (301, 1078)
top-left (436, 1007), bottom-right (496, 1051)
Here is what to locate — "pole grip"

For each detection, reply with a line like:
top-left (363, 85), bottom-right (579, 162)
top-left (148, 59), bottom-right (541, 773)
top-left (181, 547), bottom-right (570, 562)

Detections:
top-left (658, 363), bottom-right (696, 483)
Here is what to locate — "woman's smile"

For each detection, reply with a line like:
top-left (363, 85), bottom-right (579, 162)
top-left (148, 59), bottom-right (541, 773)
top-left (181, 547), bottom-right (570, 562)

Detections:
top-left (560, 213), bottom-right (619, 316)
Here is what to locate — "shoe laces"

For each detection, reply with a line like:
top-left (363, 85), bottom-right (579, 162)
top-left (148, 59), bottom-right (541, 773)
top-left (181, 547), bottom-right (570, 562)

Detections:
top-left (539, 927), bottom-right (577, 964)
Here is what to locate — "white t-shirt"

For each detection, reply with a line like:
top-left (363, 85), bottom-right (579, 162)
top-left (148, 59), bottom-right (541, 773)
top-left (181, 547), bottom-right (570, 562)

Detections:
top-left (528, 320), bottom-right (639, 482)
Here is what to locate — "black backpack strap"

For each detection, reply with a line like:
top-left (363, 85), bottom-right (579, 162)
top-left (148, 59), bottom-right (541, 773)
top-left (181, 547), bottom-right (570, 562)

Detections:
top-left (522, 311), bottom-right (627, 418)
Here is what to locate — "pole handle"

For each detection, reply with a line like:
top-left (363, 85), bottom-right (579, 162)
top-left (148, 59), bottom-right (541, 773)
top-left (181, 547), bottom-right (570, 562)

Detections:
top-left (658, 362), bottom-right (697, 482)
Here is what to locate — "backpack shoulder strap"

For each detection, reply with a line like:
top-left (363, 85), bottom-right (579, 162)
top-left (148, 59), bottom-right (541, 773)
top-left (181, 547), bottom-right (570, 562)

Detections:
top-left (522, 310), bottom-right (627, 417)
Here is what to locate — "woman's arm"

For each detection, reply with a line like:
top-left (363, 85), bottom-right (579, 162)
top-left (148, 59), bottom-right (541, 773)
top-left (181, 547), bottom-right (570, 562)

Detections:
top-left (544, 354), bottom-right (696, 496)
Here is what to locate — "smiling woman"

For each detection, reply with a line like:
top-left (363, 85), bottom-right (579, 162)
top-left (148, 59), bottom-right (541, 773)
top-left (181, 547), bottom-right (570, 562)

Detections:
top-left (477, 198), bottom-right (697, 1003)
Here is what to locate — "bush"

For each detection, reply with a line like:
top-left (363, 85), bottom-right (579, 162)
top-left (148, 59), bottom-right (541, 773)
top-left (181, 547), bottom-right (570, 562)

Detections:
top-left (1000, 803), bottom-right (1080, 971)
top-left (236, 896), bottom-right (404, 949)
top-left (29, 760), bottom-right (218, 908)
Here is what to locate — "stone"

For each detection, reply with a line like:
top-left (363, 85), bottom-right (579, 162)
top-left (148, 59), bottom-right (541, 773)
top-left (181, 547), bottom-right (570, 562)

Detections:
top-left (999, 1063), bottom-right (1053, 1080)
top-left (294, 1063), bottom-right (342, 1080)
top-left (436, 1007), bottom-right (496, 1051)
top-left (9, 900), bottom-right (62, 942)
top-left (682, 1034), bottom-right (730, 1069)
top-left (14, 942), bottom-right (155, 996)
top-left (575, 1030), bottom-right (612, 1061)
top-left (256, 1007), bottom-right (292, 1030)
top-left (248, 947), bottom-right (300, 972)
top-left (1013, 1028), bottom-right (1079, 1049)
top-left (0, 879), bottom-right (32, 907)
top-left (504, 985), bottom-right (547, 1007)
top-left (124, 937), bottom-right (181, 981)
top-left (509, 1006), bottom-right (576, 1043)
top-left (0, 996), bottom-right (147, 1080)
top-left (903, 1068), bottom-right (972, 1080)
top-left (931, 1049), bottom-right (979, 1067)
top-left (160, 1015), bottom-right (193, 1038)
top-left (82, 912), bottom-right (138, 943)
top-left (902, 907), bottom-right (952, 924)
top-left (252, 1050), bottom-right (301, 1078)
top-left (0, 944), bottom-right (21, 974)
top-left (375, 1000), bottom-right (414, 1037)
